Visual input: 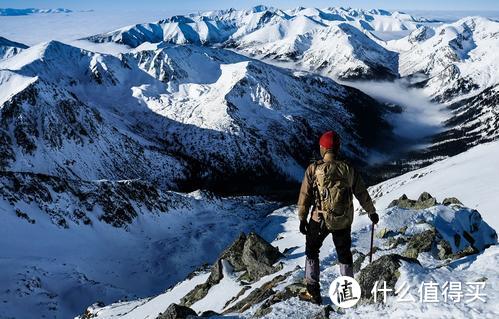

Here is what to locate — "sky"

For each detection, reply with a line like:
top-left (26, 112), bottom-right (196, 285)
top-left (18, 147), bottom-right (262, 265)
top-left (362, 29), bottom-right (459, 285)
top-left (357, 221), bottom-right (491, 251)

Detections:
top-left (0, 0), bottom-right (498, 12)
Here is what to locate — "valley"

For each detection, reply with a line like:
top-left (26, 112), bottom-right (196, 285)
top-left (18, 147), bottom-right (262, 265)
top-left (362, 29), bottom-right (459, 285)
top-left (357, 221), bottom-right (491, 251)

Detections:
top-left (0, 5), bottom-right (498, 319)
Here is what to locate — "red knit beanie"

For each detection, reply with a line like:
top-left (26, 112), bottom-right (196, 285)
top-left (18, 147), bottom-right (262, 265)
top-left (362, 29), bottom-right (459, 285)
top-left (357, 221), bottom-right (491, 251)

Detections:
top-left (319, 131), bottom-right (340, 151)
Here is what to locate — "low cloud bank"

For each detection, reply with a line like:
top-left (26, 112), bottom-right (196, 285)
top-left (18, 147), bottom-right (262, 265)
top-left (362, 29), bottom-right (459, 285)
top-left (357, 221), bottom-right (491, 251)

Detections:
top-left (345, 80), bottom-right (450, 142)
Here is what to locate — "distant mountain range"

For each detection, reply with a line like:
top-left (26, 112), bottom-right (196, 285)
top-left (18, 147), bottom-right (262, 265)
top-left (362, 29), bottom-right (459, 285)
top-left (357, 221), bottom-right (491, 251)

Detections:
top-left (1, 6), bottom-right (498, 319)
top-left (0, 8), bottom-right (74, 16)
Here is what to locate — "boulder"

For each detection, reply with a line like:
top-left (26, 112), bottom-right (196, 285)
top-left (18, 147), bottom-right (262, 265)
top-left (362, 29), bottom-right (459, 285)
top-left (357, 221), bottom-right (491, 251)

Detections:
top-left (157, 303), bottom-right (197, 319)
top-left (388, 192), bottom-right (438, 210)
top-left (199, 310), bottom-right (220, 317)
top-left (433, 207), bottom-right (497, 258)
top-left (357, 254), bottom-right (420, 301)
top-left (242, 232), bottom-right (284, 281)
top-left (417, 192), bottom-right (438, 208)
top-left (403, 228), bottom-right (436, 259)
top-left (181, 232), bottom-right (283, 307)
top-left (442, 197), bottom-right (463, 206)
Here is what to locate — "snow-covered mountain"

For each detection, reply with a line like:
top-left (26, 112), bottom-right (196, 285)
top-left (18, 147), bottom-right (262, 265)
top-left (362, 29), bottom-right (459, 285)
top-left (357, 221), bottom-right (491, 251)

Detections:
top-left (0, 8), bottom-right (72, 16)
top-left (1, 6), bottom-right (498, 319)
top-left (231, 22), bottom-right (398, 80)
top-left (0, 40), bottom-right (392, 193)
top-left (0, 36), bottom-right (28, 60)
top-left (86, 6), bottom-right (430, 80)
top-left (0, 172), bottom-right (279, 318)
top-left (75, 142), bottom-right (499, 319)
top-left (393, 17), bottom-right (499, 102)
top-left (375, 16), bottom-right (499, 166)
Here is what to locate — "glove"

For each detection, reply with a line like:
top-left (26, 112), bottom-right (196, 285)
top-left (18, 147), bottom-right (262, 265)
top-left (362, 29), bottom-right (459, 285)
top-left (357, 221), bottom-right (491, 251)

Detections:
top-left (369, 212), bottom-right (379, 224)
top-left (299, 220), bottom-right (309, 235)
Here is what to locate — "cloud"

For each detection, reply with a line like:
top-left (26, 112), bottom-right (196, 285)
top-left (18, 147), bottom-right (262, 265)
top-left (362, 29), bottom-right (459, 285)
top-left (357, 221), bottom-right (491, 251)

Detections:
top-left (346, 80), bottom-right (450, 140)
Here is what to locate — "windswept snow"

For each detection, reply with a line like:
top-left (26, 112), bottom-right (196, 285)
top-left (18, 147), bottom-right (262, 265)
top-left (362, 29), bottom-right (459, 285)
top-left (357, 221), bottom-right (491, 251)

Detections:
top-left (83, 189), bottom-right (498, 319)
top-left (1, 6), bottom-right (498, 319)
top-left (0, 188), bottom-right (277, 319)
top-left (0, 36), bottom-right (28, 60)
top-left (368, 141), bottom-right (499, 231)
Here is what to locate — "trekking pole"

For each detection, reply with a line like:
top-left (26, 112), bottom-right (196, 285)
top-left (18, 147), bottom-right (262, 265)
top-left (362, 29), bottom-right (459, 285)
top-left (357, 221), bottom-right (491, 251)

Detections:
top-left (369, 222), bottom-right (375, 263)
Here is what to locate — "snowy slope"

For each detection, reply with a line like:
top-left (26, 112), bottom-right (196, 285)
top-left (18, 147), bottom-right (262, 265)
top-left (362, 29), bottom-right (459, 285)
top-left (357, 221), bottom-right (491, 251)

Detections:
top-left (390, 17), bottom-right (499, 102)
top-left (78, 142), bottom-right (499, 319)
top-left (0, 175), bottom-right (278, 319)
top-left (0, 40), bottom-right (391, 192)
top-left (86, 7), bottom-right (431, 80)
top-left (81, 195), bottom-right (498, 319)
top-left (368, 141), bottom-right (499, 231)
top-left (0, 36), bottom-right (28, 60)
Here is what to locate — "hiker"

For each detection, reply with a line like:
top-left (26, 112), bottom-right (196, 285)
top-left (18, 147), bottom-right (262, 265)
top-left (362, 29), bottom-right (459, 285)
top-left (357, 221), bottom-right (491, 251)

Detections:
top-left (297, 130), bottom-right (379, 304)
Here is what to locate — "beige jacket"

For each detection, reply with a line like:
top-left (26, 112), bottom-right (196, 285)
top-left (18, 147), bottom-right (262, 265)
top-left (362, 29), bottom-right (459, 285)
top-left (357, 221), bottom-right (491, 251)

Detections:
top-left (297, 153), bottom-right (376, 224)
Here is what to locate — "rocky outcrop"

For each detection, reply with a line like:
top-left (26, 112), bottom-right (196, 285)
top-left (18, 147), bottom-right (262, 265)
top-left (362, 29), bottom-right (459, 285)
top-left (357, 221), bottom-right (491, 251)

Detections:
top-left (442, 197), bottom-right (463, 206)
top-left (181, 232), bottom-right (284, 307)
top-left (403, 228), bottom-right (436, 259)
top-left (383, 197), bottom-right (497, 261)
top-left (0, 171), bottom-right (190, 228)
top-left (225, 272), bottom-right (292, 314)
top-left (157, 303), bottom-right (197, 319)
top-left (357, 254), bottom-right (421, 301)
top-left (388, 192), bottom-right (438, 210)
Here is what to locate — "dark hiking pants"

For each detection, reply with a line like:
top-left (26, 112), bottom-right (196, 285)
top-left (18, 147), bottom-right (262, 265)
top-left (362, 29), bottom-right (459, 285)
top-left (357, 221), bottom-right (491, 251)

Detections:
top-left (304, 218), bottom-right (353, 290)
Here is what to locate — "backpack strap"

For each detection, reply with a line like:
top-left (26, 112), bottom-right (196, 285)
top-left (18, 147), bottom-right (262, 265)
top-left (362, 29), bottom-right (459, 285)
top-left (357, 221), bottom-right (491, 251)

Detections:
top-left (311, 159), bottom-right (324, 210)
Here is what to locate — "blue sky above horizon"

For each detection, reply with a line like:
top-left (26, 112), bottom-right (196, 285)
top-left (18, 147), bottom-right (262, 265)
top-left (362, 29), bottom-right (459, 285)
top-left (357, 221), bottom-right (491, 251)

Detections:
top-left (0, 0), bottom-right (498, 12)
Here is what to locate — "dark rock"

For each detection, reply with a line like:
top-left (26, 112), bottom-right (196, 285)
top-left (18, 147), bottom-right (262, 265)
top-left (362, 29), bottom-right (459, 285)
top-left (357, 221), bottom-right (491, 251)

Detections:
top-left (241, 232), bottom-right (284, 281)
top-left (352, 250), bottom-right (366, 273)
top-left (310, 305), bottom-right (336, 319)
top-left (181, 232), bottom-right (284, 307)
top-left (223, 286), bottom-right (251, 310)
top-left (254, 281), bottom-right (306, 317)
top-left (376, 227), bottom-right (397, 238)
top-left (199, 310), bottom-right (220, 317)
top-left (388, 193), bottom-right (438, 210)
top-left (442, 197), bottom-right (463, 206)
top-left (386, 236), bottom-right (407, 249)
top-left (417, 192), bottom-right (438, 208)
top-left (157, 303), bottom-right (197, 319)
top-left (224, 273), bottom-right (289, 314)
top-left (437, 238), bottom-right (453, 260)
top-left (403, 228), bottom-right (436, 259)
top-left (358, 254), bottom-right (420, 301)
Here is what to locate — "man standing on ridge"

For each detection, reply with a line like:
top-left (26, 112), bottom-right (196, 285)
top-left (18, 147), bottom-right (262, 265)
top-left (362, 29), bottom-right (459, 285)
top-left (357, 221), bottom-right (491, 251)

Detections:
top-left (297, 130), bottom-right (379, 304)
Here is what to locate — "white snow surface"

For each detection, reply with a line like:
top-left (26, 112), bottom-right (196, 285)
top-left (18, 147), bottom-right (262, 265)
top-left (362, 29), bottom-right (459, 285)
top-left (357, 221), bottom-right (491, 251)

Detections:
top-left (387, 16), bottom-right (499, 101)
top-left (0, 40), bottom-right (379, 186)
top-left (368, 140), bottom-right (499, 231)
top-left (0, 190), bottom-right (277, 319)
top-left (83, 187), bottom-right (498, 319)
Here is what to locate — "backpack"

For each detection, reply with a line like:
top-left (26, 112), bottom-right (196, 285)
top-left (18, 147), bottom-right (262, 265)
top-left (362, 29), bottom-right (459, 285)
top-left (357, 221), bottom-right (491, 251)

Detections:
top-left (313, 160), bottom-right (353, 230)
